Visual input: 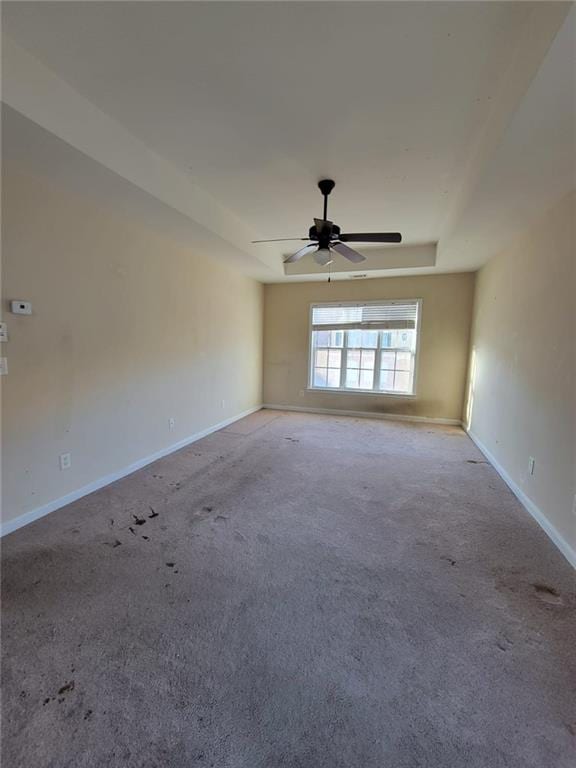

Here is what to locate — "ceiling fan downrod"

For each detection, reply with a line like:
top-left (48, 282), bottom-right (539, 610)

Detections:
top-left (318, 178), bottom-right (335, 221)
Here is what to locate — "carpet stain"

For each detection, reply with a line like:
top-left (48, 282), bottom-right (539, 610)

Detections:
top-left (132, 515), bottom-right (146, 526)
top-left (496, 642), bottom-right (507, 652)
top-left (466, 459), bottom-right (488, 464)
top-left (57, 681), bottom-right (74, 696)
top-left (532, 583), bottom-right (563, 605)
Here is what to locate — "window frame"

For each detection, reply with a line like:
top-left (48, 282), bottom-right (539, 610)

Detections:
top-left (307, 299), bottom-right (422, 398)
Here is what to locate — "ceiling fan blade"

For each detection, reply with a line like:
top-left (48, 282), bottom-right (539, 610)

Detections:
top-left (283, 243), bottom-right (317, 264)
top-left (332, 242), bottom-right (366, 263)
top-left (339, 232), bottom-right (402, 243)
top-left (252, 238), bottom-right (307, 243)
top-left (313, 247), bottom-right (334, 267)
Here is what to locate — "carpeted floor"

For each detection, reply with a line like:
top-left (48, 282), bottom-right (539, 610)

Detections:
top-left (2, 411), bottom-right (575, 767)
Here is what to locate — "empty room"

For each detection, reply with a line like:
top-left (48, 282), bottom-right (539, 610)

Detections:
top-left (1, 2), bottom-right (575, 766)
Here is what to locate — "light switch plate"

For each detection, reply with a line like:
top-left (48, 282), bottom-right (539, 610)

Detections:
top-left (59, 452), bottom-right (72, 471)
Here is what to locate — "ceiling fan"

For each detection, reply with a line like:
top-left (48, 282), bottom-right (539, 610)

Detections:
top-left (252, 179), bottom-right (402, 266)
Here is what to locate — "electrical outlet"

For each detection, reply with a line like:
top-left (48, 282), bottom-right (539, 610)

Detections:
top-left (528, 457), bottom-right (535, 476)
top-left (221, 399), bottom-right (225, 409)
top-left (0, 323), bottom-right (7, 342)
top-left (299, 389), bottom-right (305, 398)
top-left (0, 358), bottom-right (7, 375)
top-left (59, 452), bottom-right (72, 471)
top-left (168, 417), bottom-right (175, 431)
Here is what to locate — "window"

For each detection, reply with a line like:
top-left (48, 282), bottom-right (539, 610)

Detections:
top-left (309, 300), bottom-right (421, 396)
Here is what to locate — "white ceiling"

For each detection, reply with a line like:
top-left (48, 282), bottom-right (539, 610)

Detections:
top-left (2, 2), bottom-right (574, 282)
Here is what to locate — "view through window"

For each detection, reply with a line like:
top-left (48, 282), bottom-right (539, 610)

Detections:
top-left (309, 300), bottom-right (421, 395)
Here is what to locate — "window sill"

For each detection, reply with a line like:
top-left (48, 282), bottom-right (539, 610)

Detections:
top-left (306, 387), bottom-right (416, 399)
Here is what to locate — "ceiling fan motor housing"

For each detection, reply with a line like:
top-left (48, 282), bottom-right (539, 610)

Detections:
top-left (309, 222), bottom-right (340, 244)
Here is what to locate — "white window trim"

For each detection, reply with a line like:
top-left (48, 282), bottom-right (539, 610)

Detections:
top-left (307, 299), bottom-right (423, 398)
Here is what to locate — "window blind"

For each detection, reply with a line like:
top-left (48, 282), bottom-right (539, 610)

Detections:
top-left (311, 300), bottom-right (419, 331)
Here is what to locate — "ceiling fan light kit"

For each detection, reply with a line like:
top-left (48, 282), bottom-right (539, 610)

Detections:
top-left (313, 248), bottom-right (333, 267)
top-left (252, 179), bottom-right (402, 268)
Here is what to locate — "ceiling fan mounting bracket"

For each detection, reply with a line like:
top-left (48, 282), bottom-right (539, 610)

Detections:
top-left (318, 179), bottom-right (335, 197)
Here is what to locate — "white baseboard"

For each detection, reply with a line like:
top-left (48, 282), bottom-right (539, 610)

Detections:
top-left (1, 405), bottom-right (262, 538)
top-left (466, 428), bottom-right (576, 570)
top-left (263, 403), bottom-right (462, 426)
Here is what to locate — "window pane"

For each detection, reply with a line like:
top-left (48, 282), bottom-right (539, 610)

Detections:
top-left (328, 349), bottom-right (341, 367)
top-left (347, 349), bottom-right (361, 368)
top-left (327, 368), bottom-right (340, 388)
top-left (381, 350), bottom-right (396, 370)
top-left (330, 331), bottom-right (344, 348)
top-left (396, 351), bottom-right (412, 371)
top-left (379, 370), bottom-right (395, 391)
top-left (394, 371), bottom-right (411, 393)
top-left (314, 368), bottom-right (328, 387)
top-left (381, 332), bottom-right (393, 348)
top-left (347, 330), bottom-right (363, 348)
top-left (359, 369), bottom-right (374, 389)
top-left (400, 331), bottom-right (415, 349)
top-left (345, 368), bottom-right (360, 388)
top-left (314, 330), bottom-right (330, 346)
top-left (315, 349), bottom-right (328, 367)
top-left (360, 349), bottom-right (375, 368)
top-left (362, 331), bottom-right (379, 348)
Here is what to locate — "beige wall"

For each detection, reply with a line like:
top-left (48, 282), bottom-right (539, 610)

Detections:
top-left (465, 191), bottom-right (575, 559)
top-left (1, 169), bottom-right (263, 526)
top-left (263, 273), bottom-right (475, 421)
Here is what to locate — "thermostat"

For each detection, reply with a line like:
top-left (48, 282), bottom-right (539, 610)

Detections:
top-left (11, 300), bottom-right (32, 315)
